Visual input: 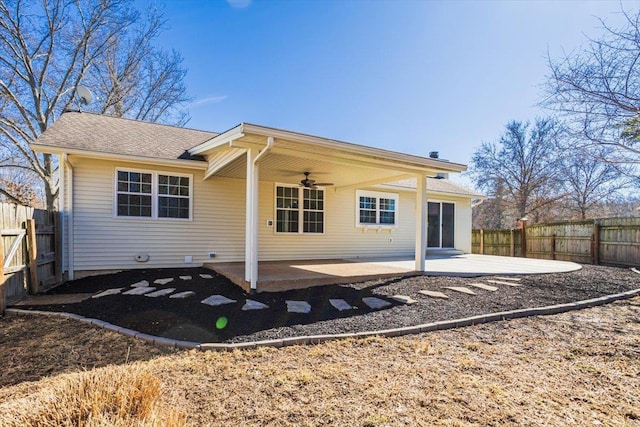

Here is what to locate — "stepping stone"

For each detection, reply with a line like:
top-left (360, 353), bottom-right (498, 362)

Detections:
top-left (242, 299), bottom-right (270, 311)
top-left (467, 283), bottom-right (498, 292)
top-left (495, 277), bottom-right (522, 282)
top-left (170, 291), bottom-right (196, 299)
top-left (123, 286), bottom-right (157, 295)
top-left (329, 298), bottom-right (354, 311)
top-left (92, 288), bottom-right (124, 298)
top-left (201, 295), bottom-right (237, 306)
top-left (419, 290), bottom-right (449, 299)
top-left (444, 286), bottom-right (476, 295)
top-left (154, 278), bottom-right (174, 285)
top-left (131, 280), bottom-right (150, 288)
top-left (286, 300), bottom-right (312, 314)
top-left (199, 274), bottom-right (213, 279)
top-left (145, 288), bottom-right (176, 298)
top-left (362, 297), bottom-right (392, 309)
top-left (391, 295), bottom-right (418, 305)
top-left (487, 280), bottom-right (522, 287)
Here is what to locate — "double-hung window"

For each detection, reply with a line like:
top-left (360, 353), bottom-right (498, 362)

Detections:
top-left (356, 190), bottom-right (398, 227)
top-left (276, 185), bottom-right (324, 233)
top-left (115, 169), bottom-right (192, 220)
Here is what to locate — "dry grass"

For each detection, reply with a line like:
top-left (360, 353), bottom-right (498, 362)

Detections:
top-left (1, 297), bottom-right (640, 426)
top-left (0, 365), bottom-right (186, 426)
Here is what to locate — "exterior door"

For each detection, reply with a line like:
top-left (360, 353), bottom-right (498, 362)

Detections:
top-left (427, 202), bottom-right (455, 248)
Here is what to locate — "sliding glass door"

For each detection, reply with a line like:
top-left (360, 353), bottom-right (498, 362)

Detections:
top-left (427, 202), bottom-right (455, 248)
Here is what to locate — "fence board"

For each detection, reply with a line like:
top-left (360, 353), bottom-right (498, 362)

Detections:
top-left (0, 202), bottom-right (62, 304)
top-left (473, 217), bottom-right (640, 267)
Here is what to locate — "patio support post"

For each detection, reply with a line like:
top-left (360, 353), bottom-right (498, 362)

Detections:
top-left (415, 172), bottom-right (427, 271)
top-left (244, 147), bottom-right (259, 291)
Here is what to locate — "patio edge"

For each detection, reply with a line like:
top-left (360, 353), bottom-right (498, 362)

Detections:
top-left (4, 287), bottom-right (640, 351)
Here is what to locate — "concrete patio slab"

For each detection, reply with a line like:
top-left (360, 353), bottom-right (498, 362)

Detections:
top-left (205, 254), bottom-right (581, 293)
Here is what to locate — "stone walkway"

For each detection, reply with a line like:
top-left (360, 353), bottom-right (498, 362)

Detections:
top-left (84, 274), bottom-right (528, 315)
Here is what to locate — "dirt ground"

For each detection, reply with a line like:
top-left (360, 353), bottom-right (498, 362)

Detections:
top-left (1, 291), bottom-right (639, 426)
top-left (12, 264), bottom-right (640, 343)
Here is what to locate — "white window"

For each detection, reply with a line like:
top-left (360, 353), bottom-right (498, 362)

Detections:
top-left (275, 185), bottom-right (324, 233)
top-left (115, 168), bottom-right (192, 220)
top-left (356, 190), bottom-right (398, 227)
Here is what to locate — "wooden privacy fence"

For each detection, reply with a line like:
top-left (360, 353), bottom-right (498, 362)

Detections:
top-left (472, 217), bottom-right (640, 267)
top-left (1, 202), bottom-right (62, 313)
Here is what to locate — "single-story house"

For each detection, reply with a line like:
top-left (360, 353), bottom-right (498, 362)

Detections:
top-left (32, 111), bottom-right (484, 291)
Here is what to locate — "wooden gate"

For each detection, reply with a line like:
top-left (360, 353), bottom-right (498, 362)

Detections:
top-left (0, 203), bottom-right (62, 312)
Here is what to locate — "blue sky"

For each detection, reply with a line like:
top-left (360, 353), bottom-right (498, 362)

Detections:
top-left (149, 0), bottom-right (637, 184)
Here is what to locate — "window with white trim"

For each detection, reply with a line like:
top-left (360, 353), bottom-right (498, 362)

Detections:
top-left (115, 169), bottom-right (192, 220)
top-left (356, 190), bottom-right (398, 227)
top-left (275, 185), bottom-right (324, 233)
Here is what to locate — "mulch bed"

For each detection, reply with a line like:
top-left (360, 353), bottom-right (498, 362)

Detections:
top-left (13, 264), bottom-right (640, 343)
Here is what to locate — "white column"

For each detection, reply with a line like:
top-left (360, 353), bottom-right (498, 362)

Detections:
top-left (244, 148), bottom-right (259, 290)
top-left (415, 172), bottom-right (427, 271)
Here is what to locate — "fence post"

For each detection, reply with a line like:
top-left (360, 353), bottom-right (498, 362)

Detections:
top-left (510, 229), bottom-right (515, 257)
top-left (26, 219), bottom-right (39, 294)
top-left (0, 233), bottom-right (5, 315)
top-left (54, 212), bottom-right (63, 283)
top-left (592, 221), bottom-right (600, 265)
top-left (480, 229), bottom-right (484, 254)
top-left (520, 219), bottom-right (528, 258)
top-left (551, 233), bottom-right (556, 260)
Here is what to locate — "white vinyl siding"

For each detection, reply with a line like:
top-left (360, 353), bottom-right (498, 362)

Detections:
top-left (68, 158), bottom-right (474, 275)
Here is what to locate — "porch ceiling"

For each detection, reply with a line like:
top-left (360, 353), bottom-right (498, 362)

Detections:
top-left (211, 151), bottom-right (416, 188)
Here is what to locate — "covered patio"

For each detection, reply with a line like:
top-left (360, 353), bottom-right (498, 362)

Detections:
top-left (189, 122), bottom-right (468, 292)
top-left (205, 254), bottom-right (582, 293)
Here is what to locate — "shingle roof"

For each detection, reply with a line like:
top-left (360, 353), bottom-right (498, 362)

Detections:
top-left (33, 111), bottom-right (217, 160)
top-left (384, 177), bottom-right (485, 198)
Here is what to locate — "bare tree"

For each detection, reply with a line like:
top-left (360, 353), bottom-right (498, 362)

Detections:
top-left (559, 147), bottom-right (629, 219)
top-left (0, 0), bottom-right (190, 210)
top-left (469, 118), bottom-right (565, 226)
top-left (543, 7), bottom-right (640, 178)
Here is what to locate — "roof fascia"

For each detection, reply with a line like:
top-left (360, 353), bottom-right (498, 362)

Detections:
top-left (30, 144), bottom-right (207, 170)
top-left (377, 183), bottom-right (487, 199)
top-left (241, 123), bottom-right (467, 173)
top-left (189, 124), bottom-right (245, 155)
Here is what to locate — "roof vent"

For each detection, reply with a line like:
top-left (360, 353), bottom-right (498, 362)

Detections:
top-left (429, 151), bottom-right (439, 159)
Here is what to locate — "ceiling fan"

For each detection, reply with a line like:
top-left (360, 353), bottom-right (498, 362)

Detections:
top-left (299, 172), bottom-right (333, 189)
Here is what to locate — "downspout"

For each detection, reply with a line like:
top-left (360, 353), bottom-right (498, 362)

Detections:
top-left (247, 137), bottom-right (274, 292)
top-left (62, 153), bottom-right (74, 280)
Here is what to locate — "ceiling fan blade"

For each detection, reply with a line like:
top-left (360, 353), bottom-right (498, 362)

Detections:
top-left (314, 182), bottom-right (334, 186)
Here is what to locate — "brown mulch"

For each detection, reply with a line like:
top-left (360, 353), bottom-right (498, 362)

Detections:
top-left (10, 265), bottom-right (640, 344)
